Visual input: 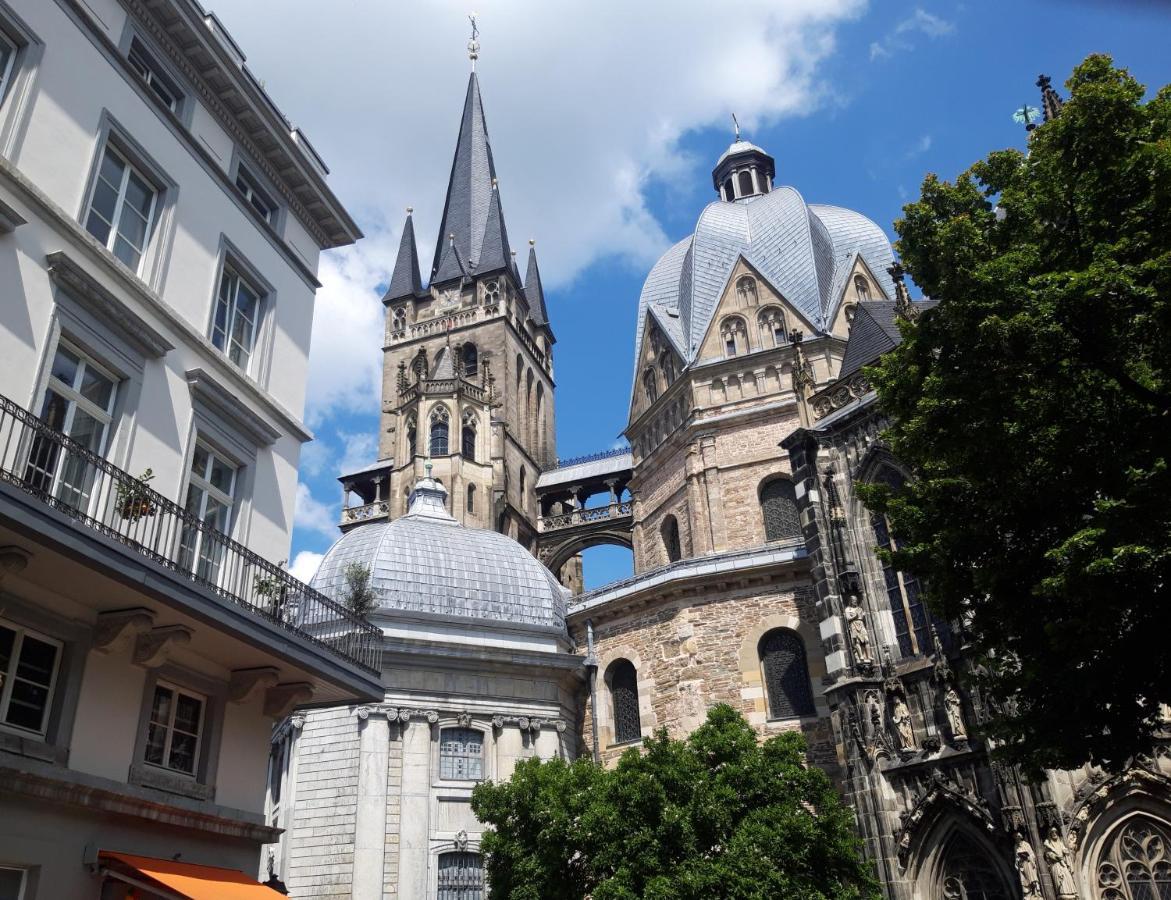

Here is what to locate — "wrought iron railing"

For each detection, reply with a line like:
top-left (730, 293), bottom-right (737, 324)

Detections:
top-left (0, 394), bottom-right (381, 675)
top-left (554, 446), bottom-right (631, 470)
top-left (538, 501), bottom-right (633, 533)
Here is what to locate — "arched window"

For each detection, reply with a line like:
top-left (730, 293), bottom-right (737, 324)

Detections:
top-left (461, 342), bottom-right (478, 377)
top-left (737, 170), bottom-right (754, 197)
top-left (760, 478), bottom-right (800, 541)
top-left (429, 407), bottom-right (450, 457)
top-left (466, 483), bottom-right (476, 515)
top-left (720, 316), bottom-right (746, 358)
top-left (1095, 816), bottom-right (1171, 899)
top-left (844, 303), bottom-right (858, 326)
top-left (391, 306), bottom-right (406, 333)
top-left (759, 629), bottom-right (815, 719)
top-left (939, 832), bottom-right (1013, 900)
top-left (723, 177), bottom-right (735, 201)
top-left (519, 466), bottom-right (526, 506)
top-left (437, 851), bottom-right (484, 900)
top-left (869, 467), bottom-right (931, 658)
top-left (854, 274), bottom-right (872, 302)
top-left (461, 411), bottom-right (477, 461)
top-left (661, 515), bottom-right (681, 563)
top-left (482, 279), bottom-right (500, 305)
top-left (643, 368), bottom-right (658, 405)
top-left (405, 416), bottom-right (417, 459)
top-left (758, 307), bottom-right (787, 347)
top-left (661, 353), bottom-right (677, 385)
top-left (608, 659), bottom-right (641, 744)
top-left (439, 727), bottom-right (484, 781)
top-left (736, 276), bottom-right (759, 307)
top-left (412, 352), bottom-right (427, 382)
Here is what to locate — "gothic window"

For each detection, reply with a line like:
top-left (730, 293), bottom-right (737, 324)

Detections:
top-left (429, 408), bottom-right (450, 457)
top-left (643, 368), bottom-right (659, 405)
top-left (437, 851), bottom-right (484, 900)
top-left (759, 629), bottom-right (815, 719)
top-left (758, 307), bottom-right (787, 347)
top-left (406, 416), bottom-right (417, 459)
top-left (844, 303), bottom-right (857, 326)
top-left (720, 316), bottom-right (746, 358)
top-left (392, 306), bottom-right (406, 333)
top-left (439, 727), bottom-right (484, 781)
top-left (1096, 816), bottom-right (1171, 900)
top-left (519, 466), bottom-right (526, 506)
top-left (661, 353), bottom-right (677, 385)
top-left (466, 484), bottom-right (476, 515)
top-left (869, 467), bottom-right (931, 658)
top-left (854, 274), bottom-right (872, 302)
top-left (723, 177), bottom-right (735, 201)
top-left (661, 515), bottom-right (682, 563)
top-left (738, 170), bottom-right (754, 197)
top-left (608, 659), bottom-right (641, 744)
top-left (760, 477), bottom-right (800, 541)
top-left (461, 411), bottom-right (477, 461)
top-left (483, 279), bottom-right (500, 305)
top-left (736, 276), bottom-right (759, 307)
top-left (939, 833), bottom-right (1013, 900)
top-left (461, 342), bottom-right (478, 377)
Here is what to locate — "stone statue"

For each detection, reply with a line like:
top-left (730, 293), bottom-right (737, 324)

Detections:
top-left (1014, 832), bottom-right (1041, 897)
top-left (863, 691), bottom-right (882, 746)
top-left (944, 686), bottom-right (967, 741)
top-left (1043, 828), bottom-right (1077, 898)
top-left (845, 599), bottom-right (873, 667)
top-left (891, 696), bottom-right (915, 751)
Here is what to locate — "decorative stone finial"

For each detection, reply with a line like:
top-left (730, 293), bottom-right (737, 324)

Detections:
top-left (424, 458), bottom-right (433, 478)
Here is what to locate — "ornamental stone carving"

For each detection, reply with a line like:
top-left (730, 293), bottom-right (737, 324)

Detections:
top-left (890, 695), bottom-right (916, 753)
top-left (1043, 828), bottom-right (1077, 898)
top-left (1014, 832), bottom-right (1041, 897)
top-left (132, 625), bottom-right (192, 669)
top-left (944, 686), bottom-right (968, 745)
top-left (94, 608), bottom-right (156, 654)
top-left (845, 598), bottom-right (874, 669)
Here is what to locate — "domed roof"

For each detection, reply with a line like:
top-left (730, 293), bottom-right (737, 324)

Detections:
top-left (715, 138), bottom-right (769, 167)
top-left (631, 178), bottom-right (896, 395)
top-left (310, 478), bottom-right (569, 632)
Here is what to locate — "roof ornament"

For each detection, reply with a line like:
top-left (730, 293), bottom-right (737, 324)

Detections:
top-left (467, 13), bottom-right (480, 71)
top-left (732, 112), bottom-right (741, 142)
top-left (888, 262), bottom-right (919, 322)
top-left (1012, 103), bottom-right (1042, 133)
top-left (1037, 73), bottom-right (1064, 123)
top-left (406, 206), bottom-right (413, 215)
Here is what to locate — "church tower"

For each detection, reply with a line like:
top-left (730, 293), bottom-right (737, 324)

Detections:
top-left (338, 61), bottom-right (556, 551)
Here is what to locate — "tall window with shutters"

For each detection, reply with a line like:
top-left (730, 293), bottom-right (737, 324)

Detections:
top-left (608, 659), bottom-right (642, 744)
top-left (759, 629), bottom-right (815, 720)
top-left (760, 478), bottom-right (801, 541)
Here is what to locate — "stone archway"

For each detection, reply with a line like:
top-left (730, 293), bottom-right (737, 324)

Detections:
top-left (538, 529), bottom-right (634, 579)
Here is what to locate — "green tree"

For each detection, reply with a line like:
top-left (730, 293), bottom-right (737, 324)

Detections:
top-left (471, 705), bottom-right (878, 900)
top-left (340, 562), bottom-right (378, 618)
top-left (863, 55), bottom-right (1171, 773)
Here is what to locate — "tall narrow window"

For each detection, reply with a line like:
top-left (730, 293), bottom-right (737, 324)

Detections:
top-left (429, 408), bottom-right (450, 457)
top-left (720, 317), bottom-right (746, 358)
top-left (0, 866), bottom-right (27, 900)
top-left (661, 515), bottom-right (682, 563)
top-left (758, 307), bottom-right (787, 348)
top-left (461, 342), bottom-right (479, 377)
top-left (723, 177), bottom-right (735, 201)
top-left (437, 852), bottom-right (484, 900)
top-left (211, 264), bottom-right (262, 371)
top-left (608, 659), bottom-right (641, 744)
top-left (643, 368), bottom-right (658, 405)
top-left (391, 307), bottom-right (407, 333)
top-left (738, 170), bottom-right (754, 197)
top-left (854, 274), bottom-right (872, 302)
top-left (25, 343), bottom-right (118, 511)
top-left (661, 354), bottom-right (677, 385)
top-left (761, 478), bottom-right (800, 541)
top-left (466, 483), bottom-right (476, 515)
top-left (0, 620), bottom-right (62, 737)
top-left (759, 629), bottom-right (815, 719)
top-left (84, 143), bottom-right (158, 273)
top-left (235, 164), bottom-right (276, 224)
top-left (461, 413), bottom-right (476, 461)
top-left (439, 727), bottom-right (484, 781)
top-left (406, 416), bottom-right (417, 459)
top-left (144, 682), bottom-right (204, 776)
top-left (869, 468), bottom-right (930, 658)
top-left (178, 442), bottom-right (236, 583)
top-left (0, 32), bottom-right (17, 104)
top-left (736, 276), bottom-right (759, 307)
top-left (127, 38), bottom-right (182, 112)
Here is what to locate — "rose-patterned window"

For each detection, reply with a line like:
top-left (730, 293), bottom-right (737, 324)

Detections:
top-left (1096, 817), bottom-right (1171, 900)
top-left (392, 306), bottom-right (406, 333)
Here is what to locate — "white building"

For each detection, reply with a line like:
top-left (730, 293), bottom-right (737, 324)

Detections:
top-left (0, 0), bottom-right (381, 897)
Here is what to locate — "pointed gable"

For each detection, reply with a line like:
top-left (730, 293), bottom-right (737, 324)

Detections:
top-left (524, 244), bottom-right (551, 329)
top-left (384, 212), bottom-right (423, 302)
top-left (478, 185), bottom-right (513, 275)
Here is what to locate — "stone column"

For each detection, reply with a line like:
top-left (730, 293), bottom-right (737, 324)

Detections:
top-left (496, 724), bottom-right (525, 782)
top-left (352, 712), bottom-right (389, 900)
top-left (684, 443), bottom-right (712, 555)
top-left (397, 718), bottom-right (433, 899)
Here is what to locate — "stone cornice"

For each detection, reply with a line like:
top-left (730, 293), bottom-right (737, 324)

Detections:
top-left (351, 704), bottom-right (568, 735)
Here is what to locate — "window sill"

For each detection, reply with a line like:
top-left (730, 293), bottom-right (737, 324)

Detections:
top-left (128, 762), bottom-right (214, 802)
top-left (0, 728), bottom-right (68, 766)
top-left (608, 737), bottom-right (644, 749)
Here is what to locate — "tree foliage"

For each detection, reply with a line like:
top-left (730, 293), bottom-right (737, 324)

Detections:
top-left (863, 55), bottom-right (1171, 772)
top-left (340, 562), bottom-right (378, 618)
top-left (471, 705), bottom-right (878, 900)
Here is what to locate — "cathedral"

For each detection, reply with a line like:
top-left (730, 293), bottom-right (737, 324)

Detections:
top-left (265, 59), bottom-right (1171, 900)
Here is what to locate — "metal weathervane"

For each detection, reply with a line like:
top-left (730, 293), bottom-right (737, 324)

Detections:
top-left (732, 112), bottom-right (741, 141)
top-left (467, 13), bottom-right (480, 70)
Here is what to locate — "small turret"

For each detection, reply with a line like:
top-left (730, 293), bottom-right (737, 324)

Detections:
top-left (384, 208), bottom-right (422, 302)
top-left (712, 117), bottom-right (775, 202)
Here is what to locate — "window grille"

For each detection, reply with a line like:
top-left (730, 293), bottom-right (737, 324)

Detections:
top-left (437, 852), bottom-right (484, 900)
top-left (439, 728), bottom-right (484, 780)
top-left (760, 479), bottom-right (800, 541)
top-left (609, 659), bottom-right (641, 744)
top-left (759, 630), bottom-right (814, 719)
top-left (940, 834), bottom-right (1012, 900)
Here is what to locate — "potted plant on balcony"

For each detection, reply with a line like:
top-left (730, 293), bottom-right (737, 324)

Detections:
top-left (116, 468), bottom-right (157, 520)
top-left (254, 560), bottom-right (288, 616)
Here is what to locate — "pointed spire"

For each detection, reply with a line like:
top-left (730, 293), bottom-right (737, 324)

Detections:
top-left (524, 239), bottom-right (551, 330)
top-left (433, 231), bottom-right (469, 284)
top-left (430, 72), bottom-right (500, 284)
top-left (384, 208), bottom-right (422, 302)
top-left (888, 262), bottom-right (919, 322)
top-left (477, 178), bottom-right (513, 274)
top-left (1037, 74), bottom-right (1064, 123)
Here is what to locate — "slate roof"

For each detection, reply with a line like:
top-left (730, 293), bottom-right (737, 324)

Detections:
top-left (535, 450), bottom-right (633, 490)
top-left (312, 478), bottom-right (569, 631)
top-left (384, 212), bottom-right (423, 302)
top-left (524, 245), bottom-right (552, 332)
top-left (837, 298), bottom-right (937, 380)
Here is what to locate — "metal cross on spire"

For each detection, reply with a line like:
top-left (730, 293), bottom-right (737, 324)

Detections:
top-left (467, 13), bottom-right (480, 70)
top-left (732, 113), bottom-right (741, 141)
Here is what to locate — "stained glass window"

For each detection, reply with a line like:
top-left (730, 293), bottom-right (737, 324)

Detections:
top-left (609, 659), bottom-right (641, 744)
top-left (759, 629), bottom-right (814, 720)
top-left (761, 478), bottom-right (800, 541)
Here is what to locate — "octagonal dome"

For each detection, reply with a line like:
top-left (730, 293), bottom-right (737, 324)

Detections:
top-left (310, 478), bottom-right (569, 632)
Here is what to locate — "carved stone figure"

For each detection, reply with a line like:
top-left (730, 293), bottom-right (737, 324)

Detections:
top-left (845, 599), bottom-right (873, 667)
top-left (1043, 828), bottom-right (1077, 898)
top-left (863, 691), bottom-right (883, 746)
top-left (1015, 832), bottom-right (1041, 896)
top-left (891, 696), bottom-right (915, 751)
top-left (944, 686), bottom-right (967, 741)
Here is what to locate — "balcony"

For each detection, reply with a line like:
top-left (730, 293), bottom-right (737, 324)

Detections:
top-left (0, 393), bottom-right (381, 676)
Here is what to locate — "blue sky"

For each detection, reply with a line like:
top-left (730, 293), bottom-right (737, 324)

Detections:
top-left (211, 0), bottom-right (1171, 589)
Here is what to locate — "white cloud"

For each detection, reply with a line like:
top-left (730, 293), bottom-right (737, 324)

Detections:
top-left (289, 550), bottom-right (325, 583)
top-left (870, 7), bottom-right (956, 60)
top-left (293, 481), bottom-right (338, 541)
top-left (209, 0), bottom-right (869, 426)
top-left (906, 134), bottom-right (933, 158)
top-left (338, 430), bottom-right (380, 475)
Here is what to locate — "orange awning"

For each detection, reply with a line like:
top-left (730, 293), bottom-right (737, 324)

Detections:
top-left (99, 851), bottom-right (285, 899)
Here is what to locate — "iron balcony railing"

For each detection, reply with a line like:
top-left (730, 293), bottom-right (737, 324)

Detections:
top-left (0, 394), bottom-right (381, 675)
top-left (538, 501), bottom-right (633, 533)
